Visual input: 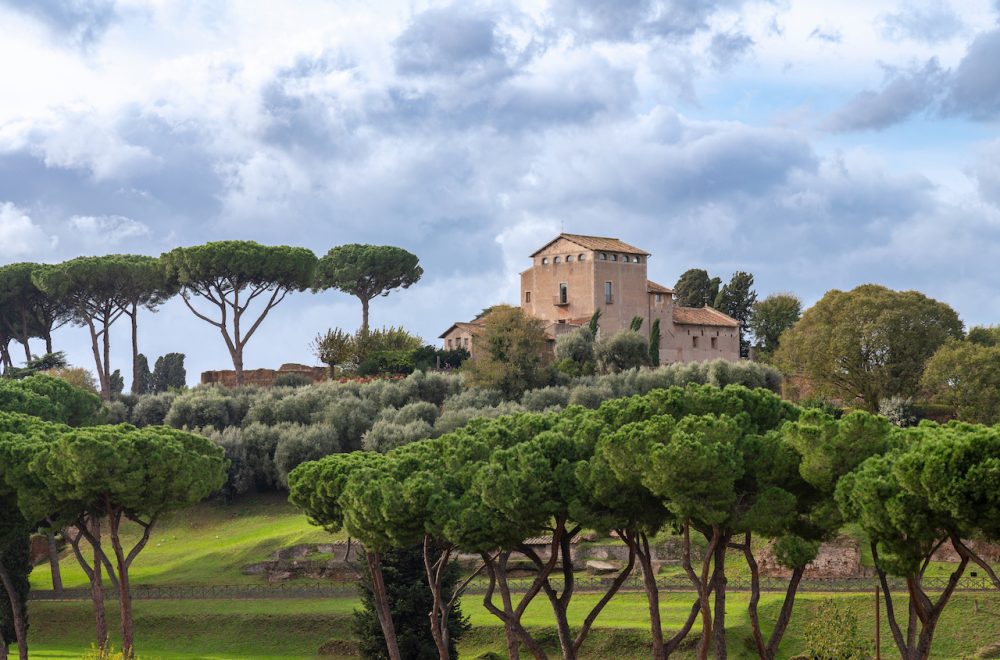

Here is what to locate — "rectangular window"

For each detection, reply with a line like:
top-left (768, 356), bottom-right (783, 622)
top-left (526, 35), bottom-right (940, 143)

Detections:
top-left (447, 339), bottom-right (453, 349)
top-left (711, 337), bottom-right (718, 349)
top-left (559, 283), bottom-right (568, 305)
top-left (655, 293), bottom-right (662, 303)
top-left (464, 337), bottom-right (470, 348)
top-left (692, 337), bottom-right (699, 348)
top-left (525, 291), bottom-right (531, 303)
top-left (604, 281), bottom-right (613, 304)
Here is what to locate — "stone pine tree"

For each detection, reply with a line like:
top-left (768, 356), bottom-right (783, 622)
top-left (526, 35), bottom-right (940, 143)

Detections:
top-left (713, 271), bottom-right (756, 358)
top-left (15, 425), bottom-right (225, 659)
top-left (31, 257), bottom-right (128, 399)
top-left (112, 256), bottom-right (177, 395)
top-left (314, 244), bottom-right (423, 335)
top-left (673, 269), bottom-right (720, 308)
top-left (161, 241), bottom-right (317, 385)
top-left (0, 263), bottom-right (70, 362)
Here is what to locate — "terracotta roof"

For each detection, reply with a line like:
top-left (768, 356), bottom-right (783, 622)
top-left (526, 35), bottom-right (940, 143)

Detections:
top-left (438, 321), bottom-right (484, 339)
top-left (646, 280), bottom-right (674, 295)
top-left (672, 306), bottom-right (739, 327)
top-left (530, 233), bottom-right (650, 257)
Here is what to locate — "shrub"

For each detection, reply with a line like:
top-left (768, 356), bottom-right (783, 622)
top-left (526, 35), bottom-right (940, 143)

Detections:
top-left (357, 350), bottom-right (416, 376)
top-left (555, 327), bottom-right (595, 369)
top-left (272, 373), bottom-right (313, 388)
top-left (103, 400), bottom-right (130, 424)
top-left (131, 392), bottom-right (177, 427)
top-left (878, 396), bottom-right (917, 428)
top-left (202, 426), bottom-right (255, 498)
top-left (362, 419), bottom-right (434, 452)
top-left (0, 373), bottom-right (103, 426)
top-left (800, 599), bottom-right (872, 659)
top-left (40, 367), bottom-right (99, 393)
top-left (432, 401), bottom-right (525, 436)
top-left (521, 386), bottom-right (570, 412)
top-left (274, 423), bottom-right (341, 486)
top-left (377, 401), bottom-right (438, 426)
top-left (568, 383), bottom-right (615, 409)
top-left (595, 331), bottom-right (649, 373)
top-left (165, 387), bottom-right (253, 430)
top-left (441, 388), bottom-right (503, 412)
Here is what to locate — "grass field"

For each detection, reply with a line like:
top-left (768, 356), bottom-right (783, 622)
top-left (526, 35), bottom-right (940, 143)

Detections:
top-left (26, 592), bottom-right (1000, 659)
top-left (23, 495), bottom-right (1000, 658)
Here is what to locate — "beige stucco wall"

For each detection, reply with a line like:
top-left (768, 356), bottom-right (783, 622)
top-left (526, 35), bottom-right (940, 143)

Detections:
top-left (441, 327), bottom-right (476, 359)
top-left (666, 324), bottom-right (740, 363)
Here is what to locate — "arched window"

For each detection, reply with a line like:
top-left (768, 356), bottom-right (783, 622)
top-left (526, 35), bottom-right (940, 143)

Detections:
top-left (554, 256), bottom-right (561, 264)
top-left (566, 255), bottom-right (574, 263)
top-left (578, 254), bottom-right (586, 261)
top-left (542, 257), bottom-right (549, 264)
top-left (635, 256), bottom-right (642, 264)
top-left (611, 254), bottom-right (618, 261)
top-left (599, 253), bottom-right (607, 260)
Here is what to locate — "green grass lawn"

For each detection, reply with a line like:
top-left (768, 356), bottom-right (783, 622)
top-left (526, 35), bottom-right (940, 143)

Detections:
top-left (26, 591), bottom-right (1000, 659)
top-left (31, 493), bottom-right (343, 589)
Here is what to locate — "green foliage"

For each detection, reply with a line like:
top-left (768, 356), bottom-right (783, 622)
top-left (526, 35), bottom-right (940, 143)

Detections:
top-left (271, 373), bottom-right (312, 388)
top-left (0, 262), bottom-right (69, 355)
top-left (800, 599), bottom-right (873, 659)
top-left (775, 284), bottom-right (963, 411)
top-left (152, 353), bottom-right (186, 392)
top-left (312, 328), bottom-right (355, 375)
top-left (131, 392), bottom-right (177, 427)
top-left (648, 318), bottom-right (660, 366)
top-left (164, 387), bottom-right (253, 430)
top-left (595, 330), bottom-right (648, 373)
top-left (314, 244), bottom-right (423, 333)
top-left (464, 306), bottom-right (552, 400)
top-left (749, 293), bottom-right (802, 357)
top-left (0, 373), bottom-right (103, 426)
top-left (966, 325), bottom-right (1000, 346)
top-left (713, 271), bottom-right (756, 358)
top-left (354, 545), bottom-right (469, 660)
top-left (921, 338), bottom-right (1000, 424)
top-left (877, 396), bottom-right (917, 427)
top-left (587, 310), bottom-right (602, 335)
top-left (132, 354), bottom-right (153, 395)
top-left (673, 268), bottom-right (720, 308)
top-left (110, 369), bottom-right (125, 396)
top-left (629, 315), bottom-right (643, 332)
top-left (555, 327), bottom-right (596, 377)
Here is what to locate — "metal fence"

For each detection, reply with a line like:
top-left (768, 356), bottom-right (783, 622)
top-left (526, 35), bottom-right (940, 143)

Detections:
top-left (29, 575), bottom-right (996, 602)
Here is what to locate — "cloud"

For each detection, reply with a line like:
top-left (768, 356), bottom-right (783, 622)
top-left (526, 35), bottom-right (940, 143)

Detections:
top-left (68, 214), bottom-right (149, 247)
top-left (394, 5), bottom-right (506, 76)
top-left (551, 0), bottom-right (749, 42)
top-left (878, 1), bottom-right (964, 43)
top-left (943, 28), bottom-right (1000, 120)
top-left (809, 27), bottom-right (842, 43)
top-left (709, 31), bottom-right (754, 70)
top-left (972, 139), bottom-right (1000, 208)
top-left (0, 202), bottom-right (55, 258)
top-left (825, 59), bottom-right (945, 131)
top-left (0, 0), bottom-right (117, 46)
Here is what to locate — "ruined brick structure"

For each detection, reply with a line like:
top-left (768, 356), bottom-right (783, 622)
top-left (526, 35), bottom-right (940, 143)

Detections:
top-left (200, 363), bottom-right (327, 387)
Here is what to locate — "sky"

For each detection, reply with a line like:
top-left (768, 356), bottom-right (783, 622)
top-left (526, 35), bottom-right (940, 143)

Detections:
top-left (1, 0), bottom-right (999, 386)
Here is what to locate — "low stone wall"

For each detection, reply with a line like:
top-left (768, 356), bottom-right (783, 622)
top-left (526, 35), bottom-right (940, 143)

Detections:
top-left (758, 536), bottom-right (862, 579)
top-left (201, 363), bottom-right (327, 387)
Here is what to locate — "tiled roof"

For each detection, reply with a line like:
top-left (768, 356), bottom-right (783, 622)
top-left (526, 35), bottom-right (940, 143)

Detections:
top-left (646, 279), bottom-right (674, 294)
top-left (672, 306), bottom-right (739, 327)
top-left (531, 233), bottom-right (650, 257)
top-left (438, 320), bottom-right (484, 339)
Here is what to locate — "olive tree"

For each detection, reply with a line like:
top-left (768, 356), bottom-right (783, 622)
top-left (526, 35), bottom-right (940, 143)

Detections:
top-left (314, 244), bottom-right (423, 335)
top-left (161, 241), bottom-right (317, 384)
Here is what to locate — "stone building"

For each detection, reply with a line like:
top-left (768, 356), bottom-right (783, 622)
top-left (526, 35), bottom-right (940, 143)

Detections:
top-left (441, 233), bottom-right (740, 364)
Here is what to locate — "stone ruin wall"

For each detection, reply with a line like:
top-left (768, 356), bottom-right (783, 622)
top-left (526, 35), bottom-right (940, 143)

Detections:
top-left (200, 363), bottom-right (328, 387)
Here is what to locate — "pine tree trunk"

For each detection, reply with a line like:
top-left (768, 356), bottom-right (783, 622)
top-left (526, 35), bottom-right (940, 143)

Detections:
top-left (0, 560), bottom-right (28, 660)
top-left (712, 538), bottom-right (728, 659)
top-left (109, 512), bottom-right (135, 659)
top-left (366, 552), bottom-right (402, 660)
top-left (87, 319), bottom-right (111, 399)
top-left (361, 297), bottom-right (370, 335)
top-left (130, 306), bottom-right (140, 397)
top-left (89, 520), bottom-right (109, 653)
top-left (47, 532), bottom-right (63, 593)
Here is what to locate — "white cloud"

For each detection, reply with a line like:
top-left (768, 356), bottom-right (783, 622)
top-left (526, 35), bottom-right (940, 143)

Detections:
top-left (0, 202), bottom-right (56, 258)
top-left (68, 214), bottom-right (151, 246)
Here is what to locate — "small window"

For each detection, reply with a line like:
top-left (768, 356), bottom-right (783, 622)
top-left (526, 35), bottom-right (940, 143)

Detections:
top-left (711, 337), bottom-right (718, 349)
top-left (655, 293), bottom-right (662, 303)
top-left (604, 281), bottom-right (613, 304)
top-left (464, 337), bottom-right (470, 348)
top-left (447, 339), bottom-right (453, 349)
top-left (525, 291), bottom-right (531, 303)
top-left (559, 283), bottom-right (568, 305)
top-left (599, 253), bottom-right (607, 260)
top-left (578, 254), bottom-right (586, 261)
top-left (692, 337), bottom-right (699, 348)
top-left (611, 254), bottom-right (618, 261)
top-left (635, 256), bottom-right (642, 264)
top-left (554, 256), bottom-right (561, 264)
top-left (566, 255), bottom-right (574, 263)
top-left (541, 257), bottom-right (549, 265)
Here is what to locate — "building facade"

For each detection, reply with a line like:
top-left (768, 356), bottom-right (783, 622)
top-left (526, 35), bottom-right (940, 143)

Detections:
top-left (441, 233), bottom-right (740, 364)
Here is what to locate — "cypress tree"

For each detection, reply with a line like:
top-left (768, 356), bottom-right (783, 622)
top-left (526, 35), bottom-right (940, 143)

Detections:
top-left (649, 318), bottom-right (661, 365)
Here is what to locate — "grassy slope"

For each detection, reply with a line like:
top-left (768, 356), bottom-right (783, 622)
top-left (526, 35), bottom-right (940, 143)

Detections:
top-left (27, 592), bottom-right (1000, 659)
top-left (31, 493), bottom-right (343, 589)
top-left (26, 496), bottom-right (1000, 658)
